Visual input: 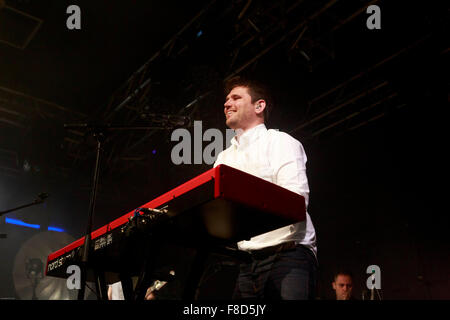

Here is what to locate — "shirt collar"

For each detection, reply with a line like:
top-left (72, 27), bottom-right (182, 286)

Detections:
top-left (231, 123), bottom-right (267, 148)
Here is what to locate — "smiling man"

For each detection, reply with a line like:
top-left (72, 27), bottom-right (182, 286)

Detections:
top-left (224, 85), bottom-right (267, 131)
top-left (214, 77), bottom-right (318, 300)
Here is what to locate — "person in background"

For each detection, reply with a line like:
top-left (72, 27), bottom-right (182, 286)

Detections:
top-left (332, 270), bottom-right (355, 300)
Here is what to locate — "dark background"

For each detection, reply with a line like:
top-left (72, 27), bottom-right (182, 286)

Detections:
top-left (0, 0), bottom-right (448, 300)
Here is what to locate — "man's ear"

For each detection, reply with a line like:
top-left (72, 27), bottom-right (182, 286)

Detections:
top-left (332, 282), bottom-right (336, 290)
top-left (255, 100), bottom-right (266, 115)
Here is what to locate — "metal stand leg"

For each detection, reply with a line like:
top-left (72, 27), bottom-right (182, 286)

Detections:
top-left (94, 270), bottom-right (108, 300)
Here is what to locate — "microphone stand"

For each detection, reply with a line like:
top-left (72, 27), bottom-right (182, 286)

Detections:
top-left (0, 193), bottom-right (49, 239)
top-left (74, 127), bottom-right (103, 301)
top-left (63, 123), bottom-right (170, 300)
top-left (0, 193), bottom-right (49, 216)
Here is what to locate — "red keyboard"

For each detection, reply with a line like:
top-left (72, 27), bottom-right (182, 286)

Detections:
top-left (45, 164), bottom-right (306, 280)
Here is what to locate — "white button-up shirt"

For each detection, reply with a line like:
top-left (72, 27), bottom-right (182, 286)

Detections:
top-left (214, 124), bottom-right (317, 258)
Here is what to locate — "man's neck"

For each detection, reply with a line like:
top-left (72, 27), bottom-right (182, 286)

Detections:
top-left (234, 122), bottom-right (264, 142)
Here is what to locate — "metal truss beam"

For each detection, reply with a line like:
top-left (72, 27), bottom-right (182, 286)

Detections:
top-left (290, 34), bottom-right (433, 138)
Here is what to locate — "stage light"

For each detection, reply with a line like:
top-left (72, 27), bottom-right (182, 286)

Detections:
top-left (48, 226), bottom-right (65, 232)
top-left (152, 149), bottom-right (157, 155)
top-left (196, 30), bottom-right (203, 38)
top-left (5, 217), bottom-right (40, 229)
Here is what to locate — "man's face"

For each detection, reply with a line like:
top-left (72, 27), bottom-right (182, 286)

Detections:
top-left (224, 86), bottom-right (258, 130)
top-left (332, 275), bottom-right (353, 300)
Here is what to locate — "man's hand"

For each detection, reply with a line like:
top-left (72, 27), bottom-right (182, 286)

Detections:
top-left (144, 270), bottom-right (175, 300)
top-left (145, 287), bottom-right (156, 300)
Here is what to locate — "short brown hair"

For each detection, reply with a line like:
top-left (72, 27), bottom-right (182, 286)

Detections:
top-left (333, 270), bottom-right (354, 281)
top-left (224, 77), bottom-right (272, 121)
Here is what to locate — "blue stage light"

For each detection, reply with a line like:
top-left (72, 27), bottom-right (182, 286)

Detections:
top-left (48, 226), bottom-right (65, 232)
top-left (5, 217), bottom-right (40, 229)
